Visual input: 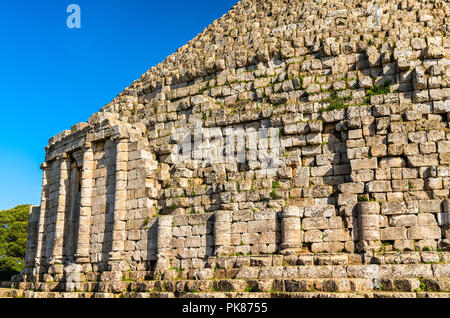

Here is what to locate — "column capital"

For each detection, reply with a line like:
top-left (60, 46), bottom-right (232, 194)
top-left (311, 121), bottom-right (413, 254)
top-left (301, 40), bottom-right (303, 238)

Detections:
top-left (74, 253), bottom-right (90, 264)
top-left (358, 201), bottom-right (380, 215)
top-left (282, 206), bottom-right (303, 218)
top-left (112, 136), bottom-right (129, 143)
top-left (83, 142), bottom-right (92, 150)
top-left (40, 162), bottom-right (48, 170)
top-left (57, 153), bottom-right (70, 162)
top-left (214, 210), bottom-right (231, 223)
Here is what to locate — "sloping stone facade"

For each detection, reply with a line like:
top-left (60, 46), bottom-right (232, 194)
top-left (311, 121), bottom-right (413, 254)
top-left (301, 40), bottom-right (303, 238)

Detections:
top-left (10, 0), bottom-right (450, 297)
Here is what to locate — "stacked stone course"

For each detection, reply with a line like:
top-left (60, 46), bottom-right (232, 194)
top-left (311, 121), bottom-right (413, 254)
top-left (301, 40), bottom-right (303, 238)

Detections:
top-left (7, 0), bottom-right (450, 297)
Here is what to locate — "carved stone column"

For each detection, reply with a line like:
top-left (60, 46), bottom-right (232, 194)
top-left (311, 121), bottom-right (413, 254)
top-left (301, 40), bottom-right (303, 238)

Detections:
top-left (279, 206), bottom-right (303, 255)
top-left (50, 153), bottom-right (71, 265)
top-left (358, 201), bottom-right (381, 253)
top-left (74, 143), bottom-right (94, 265)
top-left (213, 211), bottom-right (232, 256)
top-left (109, 138), bottom-right (129, 271)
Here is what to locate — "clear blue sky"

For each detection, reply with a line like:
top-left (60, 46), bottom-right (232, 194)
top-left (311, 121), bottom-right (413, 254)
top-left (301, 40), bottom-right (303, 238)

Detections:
top-left (0, 0), bottom-right (239, 210)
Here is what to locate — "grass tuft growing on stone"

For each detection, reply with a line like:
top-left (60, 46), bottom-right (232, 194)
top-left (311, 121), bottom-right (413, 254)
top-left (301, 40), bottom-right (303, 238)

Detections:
top-left (364, 80), bottom-right (392, 104)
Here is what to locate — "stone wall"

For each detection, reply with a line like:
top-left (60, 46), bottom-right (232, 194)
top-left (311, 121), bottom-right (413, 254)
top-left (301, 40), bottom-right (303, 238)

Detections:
top-left (14, 0), bottom-right (450, 295)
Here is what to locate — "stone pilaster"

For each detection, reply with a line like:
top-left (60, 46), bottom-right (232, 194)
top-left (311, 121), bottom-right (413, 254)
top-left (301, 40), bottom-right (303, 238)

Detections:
top-left (279, 206), bottom-right (303, 255)
top-left (50, 154), bottom-right (71, 265)
top-left (442, 200), bottom-right (450, 237)
top-left (23, 205), bottom-right (40, 276)
top-left (65, 162), bottom-right (80, 262)
top-left (34, 162), bottom-right (49, 272)
top-left (108, 138), bottom-right (129, 270)
top-left (74, 143), bottom-right (94, 265)
top-left (154, 215), bottom-right (173, 275)
top-left (440, 200), bottom-right (450, 250)
top-left (358, 201), bottom-right (381, 253)
top-left (213, 211), bottom-right (232, 256)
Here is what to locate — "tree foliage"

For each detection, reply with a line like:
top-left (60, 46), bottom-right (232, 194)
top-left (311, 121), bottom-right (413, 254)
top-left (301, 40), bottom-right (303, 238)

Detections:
top-left (0, 205), bottom-right (29, 280)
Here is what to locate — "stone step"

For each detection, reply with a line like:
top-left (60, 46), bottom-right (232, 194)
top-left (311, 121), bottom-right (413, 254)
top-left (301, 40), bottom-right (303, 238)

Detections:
top-left (5, 290), bottom-right (450, 299)
top-left (0, 288), bottom-right (23, 298)
top-left (178, 292), bottom-right (450, 299)
top-left (18, 253), bottom-right (450, 286)
top-left (113, 263), bottom-right (450, 282)
top-left (19, 263), bottom-right (450, 286)
top-left (13, 277), bottom-right (450, 294)
top-left (208, 252), bottom-right (450, 268)
top-left (14, 263), bottom-right (450, 293)
top-left (147, 277), bottom-right (450, 294)
top-left (210, 263), bottom-right (450, 280)
top-left (0, 281), bottom-right (11, 288)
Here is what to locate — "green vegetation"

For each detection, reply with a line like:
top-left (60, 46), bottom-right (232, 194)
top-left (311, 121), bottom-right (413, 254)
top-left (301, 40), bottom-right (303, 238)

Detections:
top-left (319, 91), bottom-right (352, 113)
top-left (0, 205), bottom-right (29, 281)
top-left (270, 180), bottom-right (281, 199)
top-left (245, 284), bottom-right (257, 292)
top-left (270, 190), bottom-right (281, 200)
top-left (364, 80), bottom-right (392, 104)
top-left (358, 196), bottom-right (377, 202)
top-left (272, 180), bottom-right (280, 190)
top-left (417, 277), bottom-right (431, 292)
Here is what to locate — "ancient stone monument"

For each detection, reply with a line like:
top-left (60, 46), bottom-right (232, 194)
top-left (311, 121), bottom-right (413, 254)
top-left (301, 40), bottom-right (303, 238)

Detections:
top-left (7, 0), bottom-right (450, 298)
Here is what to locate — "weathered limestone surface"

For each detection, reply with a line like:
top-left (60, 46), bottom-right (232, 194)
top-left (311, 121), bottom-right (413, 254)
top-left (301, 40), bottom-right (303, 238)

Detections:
top-left (11, 0), bottom-right (450, 297)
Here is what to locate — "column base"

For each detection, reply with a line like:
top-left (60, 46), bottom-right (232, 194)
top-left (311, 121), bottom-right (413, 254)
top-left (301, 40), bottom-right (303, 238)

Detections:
top-left (64, 263), bottom-right (82, 292)
top-left (47, 256), bottom-right (63, 265)
top-left (439, 239), bottom-right (450, 251)
top-left (154, 257), bottom-right (169, 276)
top-left (279, 243), bottom-right (304, 255)
top-left (214, 246), bottom-right (233, 257)
top-left (74, 254), bottom-right (90, 264)
top-left (108, 260), bottom-right (129, 272)
top-left (357, 240), bottom-right (382, 253)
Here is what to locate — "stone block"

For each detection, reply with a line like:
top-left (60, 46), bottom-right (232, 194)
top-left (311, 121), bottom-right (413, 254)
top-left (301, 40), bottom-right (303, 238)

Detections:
top-left (338, 182), bottom-right (365, 194)
top-left (389, 215), bottom-right (418, 227)
top-left (323, 229), bottom-right (351, 242)
top-left (302, 217), bottom-right (329, 230)
top-left (381, 202), bottom-right (408, 215)
top-left (366, 181), bottom-right (392, 193)
top-left (350, 158), bottom-right (378, 171)
top-left (418, 200), bottom-right (442, 213)
top-left (407, 155), bottom-right (439, 167)
top-left (380, 227), bottom-right (407, 240)
top-left (407, 226), bottom-right (442, 240)
top-left (417, 213), bottom-right (438, 226)
top-left (371, 144), bottom-right (387, 157)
